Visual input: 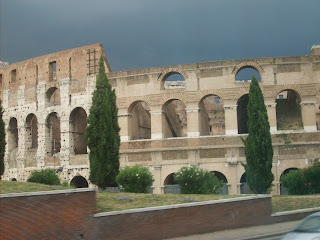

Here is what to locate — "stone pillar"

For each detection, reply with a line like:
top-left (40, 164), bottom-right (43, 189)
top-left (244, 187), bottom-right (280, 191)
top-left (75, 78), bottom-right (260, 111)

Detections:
top-left (17, 118), bottom-right (25, 169)
top-left (37, 83), bottom-right (46, 109)
top-left (153, 165), bottom-right (162, 194)
top-left (272, 159), bottom-right (280, 195)
top-left (2, 90), bottom-right (9, 109)
top-left (265, 102), bottom-right (277, 133)
top-left (86, 75), bottom-right (96, 108)
top-left (60, 115), bottom-right (70, 167)
top-left (300, 101), bottom-right (317, 132)
top-left (185, 107), bottom-right (200, 137)
top-left (17, 86), bottom-right (25, 107)
top-left (118, 108), bottom-right (131, 142)
top-left (226, 148), bottom-right (239, 195)
top-left (36, 119), bottom-right (46, 168)
top-left (150, 109), bottom-right (164, 139)
top-left (3, 120), bottom-right (10, 177)
top-left (59, 78), bottom-right (70, 105)
top-left (224, 105), bottom-right (238, 135)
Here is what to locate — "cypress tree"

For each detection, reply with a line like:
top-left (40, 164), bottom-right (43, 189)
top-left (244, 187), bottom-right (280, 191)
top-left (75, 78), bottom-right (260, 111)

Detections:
top-left (0, 99), bottom-right (5, 179)
top-left (242, 76), bottom-right (274, 193)
top-left (85, 56), bottom-right (120, 189)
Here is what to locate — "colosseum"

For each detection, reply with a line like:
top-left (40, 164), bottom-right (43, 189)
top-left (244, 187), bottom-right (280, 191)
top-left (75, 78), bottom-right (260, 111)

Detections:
top-left (0, 43), bottom-right (320, 195)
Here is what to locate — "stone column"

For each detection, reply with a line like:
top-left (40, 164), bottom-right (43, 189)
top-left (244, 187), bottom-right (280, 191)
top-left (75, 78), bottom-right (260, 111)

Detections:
top-left (36, 119), bottom-right (46, 168)
top-left (17, 86), bottom-right (25, 107)
top-left (265, 102), bottom-right (277, 133)
top-left (185, 107), bottom-right (200, 137)
top-left (59, 78), bottom-right (70, 105)
top-left (3, 120), bottom-right (10, 177)
top-left (118, 108), bottom-right (131, 142)
top-left (152, 165), bottom-right (162, 194)
top-left (86, 75), bottom-right (96, 108)
top-left (150, 108), bottom-right (164, 139)
top-left (17, 118), bottom-right (25, 169)
top-left (37, 83), bottom-right (46, 109)
top-left (300, 101), bottom-right (317, 132)
top-left (224, 105), bottom-right (238, 135)
top-left (272, 159), bottom-right (280, 195)
top-left (226, 147), bottom-right (239, 195)
top-left (60, 115), bottom-right (70, 167)
top-left (2, 90), bottom-right (9, 109)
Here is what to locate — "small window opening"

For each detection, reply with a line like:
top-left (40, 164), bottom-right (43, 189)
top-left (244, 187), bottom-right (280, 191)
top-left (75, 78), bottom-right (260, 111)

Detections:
top-left (49, 61), bottom-right (57, 81)
top-left (236, 67), bottom-right (261, 82)
top-left (163, 73), bottom-right (185, 89)
top-left (11, 69), bottom-right (17, 83)
top-left (35, 65), bottom-right (38, 84)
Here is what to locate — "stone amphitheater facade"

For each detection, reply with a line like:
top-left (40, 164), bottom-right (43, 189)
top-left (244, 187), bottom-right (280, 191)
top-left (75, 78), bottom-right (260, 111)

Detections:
top-left (1, 43), bottom-right (320, 194)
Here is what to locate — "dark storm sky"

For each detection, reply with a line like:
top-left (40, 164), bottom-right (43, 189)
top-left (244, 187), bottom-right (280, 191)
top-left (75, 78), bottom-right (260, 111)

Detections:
top-left (1, 0), bottom-right (320, 72)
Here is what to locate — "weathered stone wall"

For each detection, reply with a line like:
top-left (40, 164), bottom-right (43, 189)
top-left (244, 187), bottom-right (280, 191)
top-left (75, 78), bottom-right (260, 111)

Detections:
top-left (0, 44), bottom-right (319, 194)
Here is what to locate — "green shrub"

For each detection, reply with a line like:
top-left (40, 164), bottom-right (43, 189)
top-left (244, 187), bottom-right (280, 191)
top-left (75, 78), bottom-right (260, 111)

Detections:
top-left (302, 162), bottom-right (320, 194)
top-left (280, 169), bottom-right (309, 195)
top-left (281, 163), bottom-right (320, 195)
top-left (116, 165), bottom-right (154, 193)
top-left (28, 169), bottom-right (60, 185)
top-left (174, 166), bottom-right (223, 194)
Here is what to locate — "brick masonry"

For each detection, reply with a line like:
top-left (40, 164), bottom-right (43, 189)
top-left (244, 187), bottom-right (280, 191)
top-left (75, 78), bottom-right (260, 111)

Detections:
top-left (1, 189), bottom-right (320, 240)
top-left (0, 189), bottom-right (96, 240)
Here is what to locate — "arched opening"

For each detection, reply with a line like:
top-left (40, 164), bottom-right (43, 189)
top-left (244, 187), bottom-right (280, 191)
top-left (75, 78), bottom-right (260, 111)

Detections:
top-left (11, 178), bottom-right (17, 181)
top-left (237, 94), bottom-right (249, 134)
top-left (8, 118), bottom-right (18, 152)
top-left (162, 99), bottom-right (187, 138)
top-left (70, 107), bottom-right (87, 154)
top-left (280, 168), bottom-right (299, 195)
top-left (240, 172), bottom-right (249, 194)
top-left (164, 173), bottom-right (176, 185)
top-left (25, 114), bottom-right (38, 168)
top-left (163, 72), bottom-right (185, 90)
top-left (8, 118), bottom-right (18, 168)
top-left (163, 173), bottom-right (180, 194)
top-left (70, 176), bottom-right (88, 188)
top-left (235, 67), bottom-right (261, 82)
top-left (276, 90), bottom-right (303, 130)
top-left (199, 95), bottom-right (225, 136)
top-left (26, 114), bottom-right (38, 149)
top-left (46, 87), bottom-right (61, 107)
top-left (46, 112), bottom-right (61, 155)
top-left (128, 101), bottom-right (151, 140)
top-left (211, 171), bottom-right (228, 195)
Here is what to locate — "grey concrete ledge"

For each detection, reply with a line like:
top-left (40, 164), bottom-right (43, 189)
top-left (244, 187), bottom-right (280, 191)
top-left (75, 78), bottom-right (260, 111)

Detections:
top-left (94, 194), bottom-right (271, 217)
top-left (0, 188), bottom-right (97, 198)
top-left (272, 206), bottom-right (320, 217)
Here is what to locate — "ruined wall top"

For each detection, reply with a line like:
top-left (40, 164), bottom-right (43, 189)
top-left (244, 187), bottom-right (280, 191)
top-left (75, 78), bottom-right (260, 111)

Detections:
top-left (0, 61), bottom-right (9, 68)
top-left (311, 45), bottom-right (320, 56)
top-left (0, 43), bottom-right (110, 91)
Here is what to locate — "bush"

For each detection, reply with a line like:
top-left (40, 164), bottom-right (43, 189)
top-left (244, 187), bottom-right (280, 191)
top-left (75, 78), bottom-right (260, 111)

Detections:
top-left (280, 169), bottom-right (308, 195)
top-left (281, 163), bottom-right (320, 195)
top-left (116, 165), bottom-right (154, 193)
top-left (28, 169), bottom-right (60, 185)
top-left (174, 166), bottom-right (224, 194)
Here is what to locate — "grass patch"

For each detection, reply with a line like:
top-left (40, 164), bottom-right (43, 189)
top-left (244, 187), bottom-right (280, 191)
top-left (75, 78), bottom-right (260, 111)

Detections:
top-left (0, 180), bottom-right (72, 194)
top-left (96, 192), bottom-right (237, 212)
top-left (2, 180), bottom-right (320, 214)
top-left (272, 195), bottom-right (320, 212)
